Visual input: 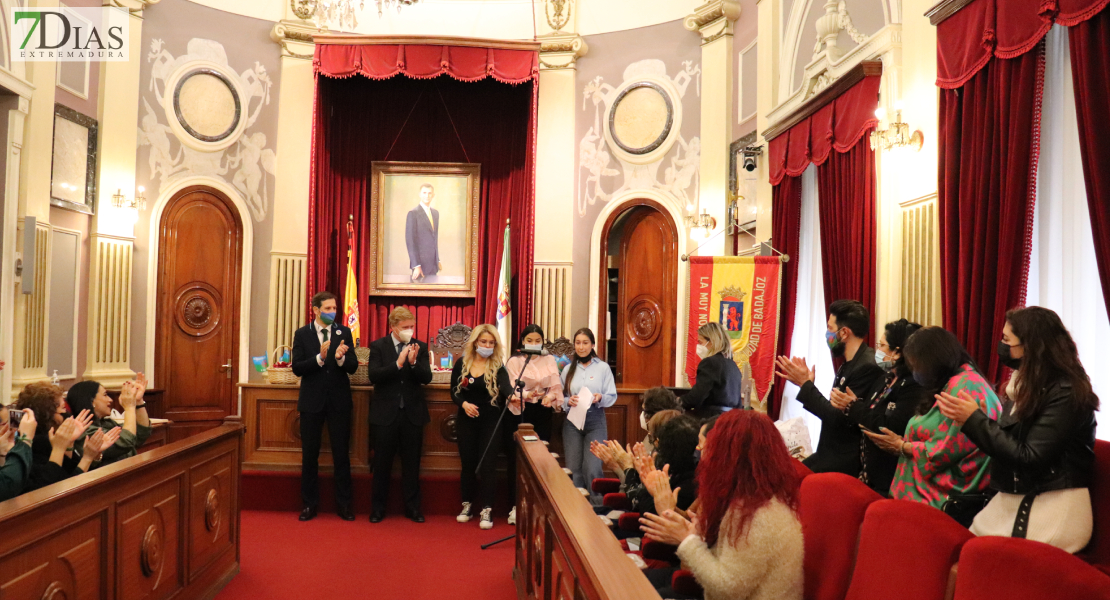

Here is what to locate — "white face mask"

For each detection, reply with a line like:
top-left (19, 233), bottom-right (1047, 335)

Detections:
top-left (397, 329), bottom-right (414, 343)
top-left (476, 346), bottom-right (495, 358)
top-left (696, 344), bottom-right (710, 359)
top-left (874, 350), bottom-right (887, 364)
top-left (524, 343), bottom-right (543, 353)
top-left (639, 411), bottom-right (648, 431)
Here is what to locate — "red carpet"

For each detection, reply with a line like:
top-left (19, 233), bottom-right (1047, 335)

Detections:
top-left (217, 511), bottom-right (518, 600)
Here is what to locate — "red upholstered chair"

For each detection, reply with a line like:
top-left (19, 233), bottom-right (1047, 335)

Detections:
top-left (845, 500), bottom-right (973, 600)
top-left (1079, 439), bottom-right (1110, 575)
top-left (800, 473), bottom-right (883, 600)
top-left (794, 459), bottom-right (814, 480)
top-left (672, 569), bottom-right (704, 598)
top-left (954, 537), bottom-right (1110, 600)
top-left (592, 477), bottom-right (622, 496)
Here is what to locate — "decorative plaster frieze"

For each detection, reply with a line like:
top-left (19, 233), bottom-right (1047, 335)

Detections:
top-left (766, 24), bottom-right (901, 131)
top-left (270, 19), bottom-right (321, 60)
top-left (684, 0), bottom-right (741, 42)
top-left (539, 33), bottom-right (588, 70)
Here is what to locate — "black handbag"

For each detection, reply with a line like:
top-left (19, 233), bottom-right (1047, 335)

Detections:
top-left (942, 491), bottom-right (995, 528)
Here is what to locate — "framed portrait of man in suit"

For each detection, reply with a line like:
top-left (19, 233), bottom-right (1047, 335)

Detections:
top-left (369, 161), bottom-right (481, 298)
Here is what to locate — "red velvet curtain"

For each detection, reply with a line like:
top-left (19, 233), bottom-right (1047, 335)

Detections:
top-left (816, 137), bottom-right (877, 339)
top-left (938, 47), bottom-right (1045, 383)
top-left (309, 46), bottom-right (537, 346)
top-left (1069, 7), bottom-right (1110, 321)
top-left (769, 175), bottom-right (803, 418)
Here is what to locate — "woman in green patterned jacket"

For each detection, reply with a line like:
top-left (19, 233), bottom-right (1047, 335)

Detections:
top-left (68, 374), bottom-right (153, 467)
top-left (864, 327), bottom-right (1002, 520)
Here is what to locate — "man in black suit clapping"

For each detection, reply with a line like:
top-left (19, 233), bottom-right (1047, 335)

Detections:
top-left (367, 307), bottom-right (433, 523)
top-left (292, 291), bottom-right (358, 522)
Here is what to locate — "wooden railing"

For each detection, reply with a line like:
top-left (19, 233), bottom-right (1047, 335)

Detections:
top-left (239, 383), bottom-right (650, 474)
top-left (514, 423), bottom-right (661, 600)
top-left (0, 422), bottom-right (244, 600)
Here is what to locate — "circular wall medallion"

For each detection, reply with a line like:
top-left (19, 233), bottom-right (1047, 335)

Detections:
top-left (608, 82), bottom-right (674, 155)
top-left (440, 414), bottom-right (458, 443)
top-left (41, 582), bottom-right (69, 600)
top-left (205, 488), bottom-right (221, 533)
top-left (625, 295), bottom-right (662, 348)
top-left (173, 283), bottom-right (221, 338)
top-left (173, 69), bottom-right (241, 143)
top-left (141, 524), bottom-right (164, 578)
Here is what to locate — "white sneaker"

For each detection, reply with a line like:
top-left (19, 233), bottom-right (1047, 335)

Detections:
top-left (479, 507), bottom-right (493, 530)
top-left (508, 506), bottom-right (516, 525)
top-left (456, 502), bottom-right (472, 523)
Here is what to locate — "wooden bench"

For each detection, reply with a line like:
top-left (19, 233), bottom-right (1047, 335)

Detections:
top-left (0, 422), bottom-right (244, 600)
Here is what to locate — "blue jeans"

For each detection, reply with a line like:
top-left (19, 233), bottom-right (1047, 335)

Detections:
top-left (563, 406), bottom-right (608, 504)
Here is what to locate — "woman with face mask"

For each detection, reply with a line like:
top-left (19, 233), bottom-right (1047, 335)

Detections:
top-left (501, 324), bottom-right (564, 525)
top-left (67, 376), bottom-right (149, 467)
top-left (561, 328), bottom-right (617, 505)
top-left (870, 327), bottom-right (1001, 525)
top-left (681, 323), bottom-right (747, 419)
top-left (937, 307), bottom-right (1098, 553)
top-left (451, 324), bottom-right (513, 530)
top-left (831, 318), bottom-right (927, 495)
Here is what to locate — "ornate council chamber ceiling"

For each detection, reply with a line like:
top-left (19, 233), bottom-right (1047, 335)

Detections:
top-left (139, 38), bottom-right (276, 222)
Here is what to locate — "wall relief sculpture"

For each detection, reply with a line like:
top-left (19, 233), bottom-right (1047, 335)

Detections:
top-left (578, 59), bottom-right (701, 216)
top-left (140, 38), bottom-right (276, 221)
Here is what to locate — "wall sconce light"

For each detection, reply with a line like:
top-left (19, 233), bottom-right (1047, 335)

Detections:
top-left (685, 209), bottom-right (717, 240)
top-left (112, 186), bottom-right (147, 211)
top-left (870, 106), bottom-right (924, 152)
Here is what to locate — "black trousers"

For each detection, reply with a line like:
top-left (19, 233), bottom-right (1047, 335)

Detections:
top-left (500, 402), bottom-right (553, 506)
top-left (300, 403), bottom-right (352, 509)
top-left (371, 416), bottom-right (424, 513)
top-left (457, 406), bottom-right (504, 509)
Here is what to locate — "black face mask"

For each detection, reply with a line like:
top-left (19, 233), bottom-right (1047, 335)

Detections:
top-left (997, 341), bottom-right (1022, 370)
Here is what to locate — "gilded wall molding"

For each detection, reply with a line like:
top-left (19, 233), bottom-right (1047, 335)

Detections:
top-left (538, 33), bottom-right (588, 71)
top-left (270, 20), bottom-right (321, 60)
top-left (684, 0), bottom-right (741, 37)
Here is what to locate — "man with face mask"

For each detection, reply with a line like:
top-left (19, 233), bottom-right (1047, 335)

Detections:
top-left (366, 307), bottom-right (433, 523)
top-left (775, 299), bottom-right (885, 475)
top-left (292, 291), bottom-right (359, 522)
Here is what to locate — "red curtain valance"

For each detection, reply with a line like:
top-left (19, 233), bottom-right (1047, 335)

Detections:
top-left (768, 75), bottom-right (881, 185)
top-left (937, 0), bottom-right (1110, 89)
top-left (313, 43), bottom-right (538, 85)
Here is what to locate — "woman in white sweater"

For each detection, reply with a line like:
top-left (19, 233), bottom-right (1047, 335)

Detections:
top-left (640, 410), bottom-right (804, 600)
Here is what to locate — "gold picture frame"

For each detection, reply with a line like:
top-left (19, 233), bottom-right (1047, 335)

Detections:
top-left (369, 161), bottom-right (481, 298)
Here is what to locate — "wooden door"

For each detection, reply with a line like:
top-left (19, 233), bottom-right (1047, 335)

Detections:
top-left (607, 204), bottom-right (677, 386)
top-left (156, 187), bottom-right (242, 442)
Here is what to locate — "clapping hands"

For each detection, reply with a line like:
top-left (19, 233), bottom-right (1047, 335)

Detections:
top-left (830, 387), bottom-right (858, 410)
top-left (644, 464), bottom-right (681, 514)
top-left (775, 356), bottom-right (815, 387)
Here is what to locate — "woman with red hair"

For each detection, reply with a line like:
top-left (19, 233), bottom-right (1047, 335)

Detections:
top-left (640, 410), bottom-right (803, 600)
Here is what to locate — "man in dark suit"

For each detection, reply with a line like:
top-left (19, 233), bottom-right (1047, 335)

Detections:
top-left (366, 307), bottom-right (433, 522)
top-left (405, 183), bottom-right (442, 283)
top-left (291, 291), bottom-right (359, 522)
top-left (775, 299), bottom-right (885, 476)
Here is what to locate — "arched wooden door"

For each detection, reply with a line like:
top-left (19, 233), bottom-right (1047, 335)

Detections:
top-left (599, 201), bottom-right (678, 386)
top-left (155, 186), bottom-right (243, 442)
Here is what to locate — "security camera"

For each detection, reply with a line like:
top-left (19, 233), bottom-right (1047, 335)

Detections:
top-left (743, 156), bottom-right (757, 172)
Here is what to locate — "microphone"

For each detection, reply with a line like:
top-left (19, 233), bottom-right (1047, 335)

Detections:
top-left (519, 347), bottom-right (548, 356)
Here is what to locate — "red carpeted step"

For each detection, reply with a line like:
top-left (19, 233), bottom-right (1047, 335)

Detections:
top-left (242, 471), bottom-right (512, 516)
top-left (217, 511), bottom-right (517, 600)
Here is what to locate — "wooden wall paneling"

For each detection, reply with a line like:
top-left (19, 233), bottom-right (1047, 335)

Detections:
top-left (0, 513), bottom-right (105, 600)
top-left (115, 477), bottom-right (183, 600)
top-left (188, 451), bottom-right (236, 583)
top-left (0, 424), bottom-right (243, 600)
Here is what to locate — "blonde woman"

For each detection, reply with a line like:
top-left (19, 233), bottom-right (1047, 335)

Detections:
top-left (683, 322), bottom-right (747, 419)
top-left (452, 324), bottom-right (513, 530)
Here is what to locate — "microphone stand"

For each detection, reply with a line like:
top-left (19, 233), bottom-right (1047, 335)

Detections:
top-left (477, 350), bottom-right (534, 550)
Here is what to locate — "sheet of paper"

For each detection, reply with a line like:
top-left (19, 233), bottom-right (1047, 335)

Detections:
top-left (567, 386), bottom-right (592, 430)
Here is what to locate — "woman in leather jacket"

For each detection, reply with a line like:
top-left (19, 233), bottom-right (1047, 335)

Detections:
top-left (938, 306), bottom-right (1099, 552)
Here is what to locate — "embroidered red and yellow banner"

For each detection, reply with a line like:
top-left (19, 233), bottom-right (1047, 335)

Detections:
top-left (686, 256), bottom-right (782, 412)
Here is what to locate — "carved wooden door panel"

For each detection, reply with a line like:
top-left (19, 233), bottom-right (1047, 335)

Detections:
top-left (615, 207), bottom-right (677, 386)
top-left (156, 187), bottom-right (242, 442)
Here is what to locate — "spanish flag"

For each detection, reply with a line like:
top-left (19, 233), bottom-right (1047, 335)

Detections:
top-left (686, 256), bottom-right (782, 410)
top-left (344, 220), bottom-right (361, 345)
